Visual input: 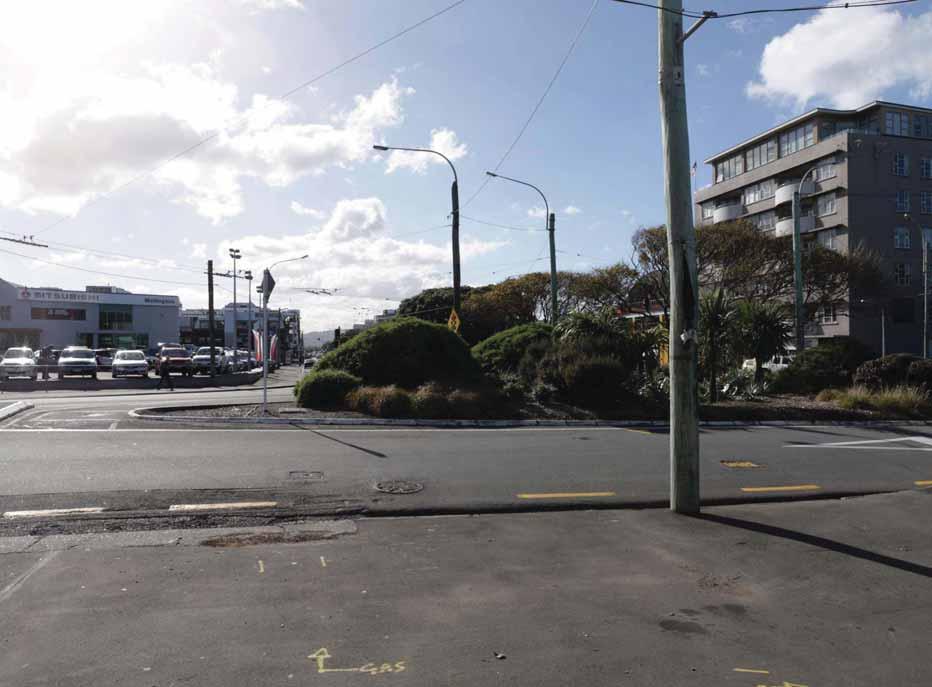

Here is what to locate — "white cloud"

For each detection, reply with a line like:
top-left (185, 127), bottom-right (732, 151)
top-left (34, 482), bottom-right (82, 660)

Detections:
top-left (0, 61), bottom-right (415, 222)
top-left (383, 128), bottom-right (467, 174)
top-left (238, 0), bottom-right (305, 13)
top-left (563, 205), bottom-right (582, 216)
top-left (746, 6), bottom-right (932, 109)
top-left (191, 243), bottom-right (207, 258)
top-left (696, 63), bottom-right (710, 78)
top-left (290, 201), bottom-right (325, 219)
top-left (727, 16), bottom-right (773, 34)
top-left (527, 206), bottom-right (546, 219)
top-left (215, 197), bottom-right (506, 329)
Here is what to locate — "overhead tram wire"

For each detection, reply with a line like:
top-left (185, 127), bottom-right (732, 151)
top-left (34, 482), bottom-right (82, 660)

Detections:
top-left (461, 0), bottom-right (600, 209)
top-left (30, 0), bottom-right (471, 238)
top-left (460, 215), bottom-right (548, 232)
top-left (610, 0), bottom-right (918, 19)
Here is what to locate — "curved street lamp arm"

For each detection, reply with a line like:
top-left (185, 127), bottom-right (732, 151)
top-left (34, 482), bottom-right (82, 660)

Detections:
top-left (375, 145), bottom-right (457, 184)
top-left (485, 172), bottom-right (548, 223)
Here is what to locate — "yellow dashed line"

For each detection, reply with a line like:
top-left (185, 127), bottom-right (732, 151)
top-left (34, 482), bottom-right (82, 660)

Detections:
top-left (733, 668), bottom-right (770, 675)
top-left (741, 484), bottom-right (820, 493)
top-left (915, 480), bottom-right (932, 487)
top-left (517, 491), bottom-right (616, 499)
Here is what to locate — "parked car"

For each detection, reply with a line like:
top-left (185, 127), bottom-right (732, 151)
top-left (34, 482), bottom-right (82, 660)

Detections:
top-left (111, 350), bottom-right (150, 378)
top-left (94, 348), bottom-right (118, 370)
top-left (192, 347), bottom-right (231, 375)
top-left (1, 347), bottom-right (38, 381)
top-left (58, 346), bottom-right (98, 379)
top-left (301, 357), bottom-right (316, 375)
top-left (155, 347), bottom-right (194, 377)
top-left (741, 353), bottom-right (795, 375)
top-left (236, 350), bottom-right (251, 371)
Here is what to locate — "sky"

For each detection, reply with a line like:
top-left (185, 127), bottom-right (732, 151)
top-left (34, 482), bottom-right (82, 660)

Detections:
top-left (1, 0), bottom-right (931, 330)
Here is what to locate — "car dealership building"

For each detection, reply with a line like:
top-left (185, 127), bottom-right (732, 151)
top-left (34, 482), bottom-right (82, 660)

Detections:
top-left (0, 279), bottom-right (181, 350)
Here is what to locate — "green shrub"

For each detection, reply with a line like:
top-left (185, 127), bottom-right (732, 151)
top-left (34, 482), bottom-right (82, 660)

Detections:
top-left (315, 317), bottom-right (481, 388)
top-left (560, 355), bottom-right (628, 408)
top-left (907, 359), bottom-right (932, 388)
top-left (471, 323), bottom-right (553, 376)
top-left (295, 369), bottom-right (361, 409)
top-left (772, 339), bottom-right (871, 394)
top-left (828, 385), bottom-right (930, 416)
top-left (517, 338), bottom-right (553, 385)
top-left (447, 389), bottom-right (483, 419)
top-left (853, 354), bottom-right (920, 390)
top-left (346, 385), bottom-right (414, 418)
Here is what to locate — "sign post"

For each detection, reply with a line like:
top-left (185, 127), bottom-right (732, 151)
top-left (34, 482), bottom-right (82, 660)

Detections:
top-left (261, 269), bottom-right (275, 414)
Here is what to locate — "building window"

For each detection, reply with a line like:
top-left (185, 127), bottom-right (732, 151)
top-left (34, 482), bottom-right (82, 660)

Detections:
top-left (895, 263), bottom-right (912, 286)
top-left (745, 139), bottom-right (777, 171)
top-left (816, 192), bottom-right (836, 217)
top-left (0, 305), bottom-right (10, 321)
top-left (752, 210), bottom-right (776, 230)
top-left (921, 192), bottom-right (932, 215)
top-left (99, 304), bottom-right (133, 330)
top-left (811, 162), bottom-right (837, 183)
top-left (715, 153), bottom-right (744, 183)
top-left (895, 226), bottom-right (911, 249)
top-left (817, 303), bottom-right (838, 324)
top-left (896, 190), bottom-right (911, 213)
top-left (915, 114), bottom-right (928, 138)
top-left (779, 123), bottom-right (816, 157)
top-left (921, 157), bottom-right (932, 179)
top-left (886, 111), bottom-right (911, 136)
top-left (30, 307), bottom-right (86, 320)
top-left (742, 178), bottom-right (775, 205)
top-left (893, 152), bottom-right (910, 176)
top-left (817, 228), bottom-right (838, 251)
top-left (701, 203), bottom-right (713, 220)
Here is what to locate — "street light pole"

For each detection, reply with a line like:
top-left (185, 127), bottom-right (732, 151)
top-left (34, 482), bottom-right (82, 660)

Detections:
top-left (261, 254), bottom-right (309, 413)
top-left (229, 248), bottom-right (241, 370)
top-left (374, 144), bottom-right (462, 318)
top-left (485, 171), bottom-right (559, 324)
top-left (245, 270), bottom-right (254, 367)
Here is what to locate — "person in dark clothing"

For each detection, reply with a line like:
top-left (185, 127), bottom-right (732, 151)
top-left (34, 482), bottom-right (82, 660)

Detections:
top-left (38, 346), bottom-right (52, 380)
top-left (155, 355), bottom-right (174, 391)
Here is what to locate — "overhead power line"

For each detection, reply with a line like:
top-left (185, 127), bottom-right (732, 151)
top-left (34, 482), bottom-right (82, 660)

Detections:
top-left (610, 0), bottom-right (919, 19)
top-left (462, 0), bottom-right (600, 208)
top-left (461, 215), bottom-right (548, 232)
top-left (30, 0), bottom-right (470, 238)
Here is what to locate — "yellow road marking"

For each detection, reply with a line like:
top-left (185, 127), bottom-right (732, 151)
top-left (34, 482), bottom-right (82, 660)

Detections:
top-left (320, 556), bottom-right (327, 568)
top-left (721, 460), bottom-right (763, 469)
top-left (741, 484), bottom-right (820, 493)
top-left (623, 428), bottom-right (654, 435)
top-left (916, 480), bottom-right (932, 487)
top-left (517, 491), bottom-right (616, 499)
top-left (733, 667), bottom-right (770, 674)
top-left (168, 501), bottom-right (277, 512)
top-left (258, 560), bottom-right (265, 574)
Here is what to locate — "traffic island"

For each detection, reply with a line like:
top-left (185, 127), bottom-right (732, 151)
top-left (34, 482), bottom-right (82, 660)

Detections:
top-left (0, 370), bottom-right (263, 392)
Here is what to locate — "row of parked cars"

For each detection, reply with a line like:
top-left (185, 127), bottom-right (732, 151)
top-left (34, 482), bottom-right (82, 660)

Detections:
top-left (0, 344), bottom-right (268, 381)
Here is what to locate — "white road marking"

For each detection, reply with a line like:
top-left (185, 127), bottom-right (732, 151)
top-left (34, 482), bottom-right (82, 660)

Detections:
top-left (0, 551), bottom-right (59, 603)
top-left (168, 501), bottom-right (278, 512)
top-left (3, 507), bottom-right (105, 519)
top-left (108, 421), bottom-right (119, 430)
top-left (786, 436), bottom-right (932, 450)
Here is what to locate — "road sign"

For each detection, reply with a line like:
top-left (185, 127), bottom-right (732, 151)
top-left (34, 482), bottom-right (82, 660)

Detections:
top-left (447, 308), bottom-right (461, 333)
top-left (261, 269), bottom-right (275, 300)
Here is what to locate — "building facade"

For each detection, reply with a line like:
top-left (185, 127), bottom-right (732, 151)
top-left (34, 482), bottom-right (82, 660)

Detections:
top-left (0, 280), bottom-right (180, 350)
top-left (179, 304), bottom-right (302, 361)
top-left (695, 101), bottom-right (932, 356)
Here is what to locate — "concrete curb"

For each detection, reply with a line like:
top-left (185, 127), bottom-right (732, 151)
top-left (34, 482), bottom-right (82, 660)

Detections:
top-left (0, 370), bottom-right (265, 393)
top-left (127, 405), bottom-right (932, 429)
top-left (0, 401), bottom-right (34, 422)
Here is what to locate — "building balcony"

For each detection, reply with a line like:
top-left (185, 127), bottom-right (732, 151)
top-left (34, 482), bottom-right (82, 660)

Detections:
top-left (774, 180), bottom-right (814, 207)
top-left (712, 203), bottom-right (744, 223)
top-left (774, 215), bottom-right (815, 237)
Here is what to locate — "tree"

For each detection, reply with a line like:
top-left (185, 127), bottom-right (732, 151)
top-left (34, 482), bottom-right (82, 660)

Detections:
top-left (734, 301), bottom-right (793, 383)
top-left (699, 288), bottom-right (738, 402)
top-left (573, 263), bottom-right (641, 315)
top-left (397, 286), bottom-right (489, 323)
top-left (460, 278), bottom-right (538, 344)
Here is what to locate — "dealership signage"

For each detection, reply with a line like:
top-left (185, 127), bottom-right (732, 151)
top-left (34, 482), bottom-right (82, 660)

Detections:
top-left (17, 288), bottom-right (179, 307)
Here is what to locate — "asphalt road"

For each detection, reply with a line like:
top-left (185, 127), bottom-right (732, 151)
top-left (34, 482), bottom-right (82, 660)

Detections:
top-left (2, 490), bottom-right (930, 686)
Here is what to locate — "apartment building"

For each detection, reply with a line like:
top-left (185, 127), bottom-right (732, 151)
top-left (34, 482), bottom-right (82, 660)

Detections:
top-left (695, 101), bottom-right (932, 356)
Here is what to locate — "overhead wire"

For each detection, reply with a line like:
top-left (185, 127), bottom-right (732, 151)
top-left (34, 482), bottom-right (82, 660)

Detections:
top-left (29, 0), bottom-right (471, 238)
top-left (462, 0), bottom-right (600, 208)
top-left (610, 0), bottom-right (918, 19)
top-left (460, 215), bottom-right (548, 232)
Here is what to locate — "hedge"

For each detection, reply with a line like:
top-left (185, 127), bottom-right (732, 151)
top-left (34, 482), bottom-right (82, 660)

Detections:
top-left (853, 354), bottom-right (920, 390)
top-left (471, 323), bottom-right (553, 376)
top-left (294, 369), bottom-right (361, 409)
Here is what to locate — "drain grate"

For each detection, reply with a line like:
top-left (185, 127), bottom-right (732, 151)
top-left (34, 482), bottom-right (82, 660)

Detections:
top-left (375, 480), bottom-right (424, 495)
top-left (720, 460), bottom-right (764, 469)
top-left (289, 470), bottom-right (324, 481)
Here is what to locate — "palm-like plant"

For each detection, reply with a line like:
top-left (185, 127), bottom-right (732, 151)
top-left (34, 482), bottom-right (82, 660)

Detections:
top-left (734, 300), bottom-right (793, 383)
top-left (699, 288), bottom-right (737, 402)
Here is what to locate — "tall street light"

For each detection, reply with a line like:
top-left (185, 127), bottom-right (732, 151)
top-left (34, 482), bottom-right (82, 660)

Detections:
top-left (261, 254), bottom-right (309, 413)
top-left (244, 270), bottom-right (254, 367)
top-left (229, 247), bottom-right (241, 370)
top-left (486, 171), bottom-right (559, 323)
top-left (373, 144), bottom-right (462, 321)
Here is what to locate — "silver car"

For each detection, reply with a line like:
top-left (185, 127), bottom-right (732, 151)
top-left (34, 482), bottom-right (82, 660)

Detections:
top-left (111, 350), bottom-right (149, 378)
top-left (57, 347), bottom-right (99, 379)
top-left (0, 347), bottom-right (38, 380)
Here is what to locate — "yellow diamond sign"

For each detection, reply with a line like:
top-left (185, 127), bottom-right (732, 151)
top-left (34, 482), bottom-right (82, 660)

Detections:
top-left (447, 308), bottom-right (461, 333)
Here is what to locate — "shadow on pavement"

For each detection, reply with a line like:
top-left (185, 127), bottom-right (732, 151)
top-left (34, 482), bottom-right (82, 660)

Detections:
top-left (694, 512), bottom-right (932, 579)
top-left (290, 424), bottom-right (388, 458)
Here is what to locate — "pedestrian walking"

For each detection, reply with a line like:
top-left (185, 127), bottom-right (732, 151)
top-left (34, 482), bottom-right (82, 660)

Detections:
top-left (38, 346), bottom-right (52, 380)
top-left (155, 355), bottom-right (174, 391)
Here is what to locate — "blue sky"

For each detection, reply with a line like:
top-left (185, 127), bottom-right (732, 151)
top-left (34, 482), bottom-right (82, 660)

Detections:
top-left (1, 0), bottom-right (930, 329)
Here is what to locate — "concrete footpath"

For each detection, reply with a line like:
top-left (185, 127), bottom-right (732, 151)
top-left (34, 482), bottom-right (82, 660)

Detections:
top-left (1, 491), bottom-right (930, 686)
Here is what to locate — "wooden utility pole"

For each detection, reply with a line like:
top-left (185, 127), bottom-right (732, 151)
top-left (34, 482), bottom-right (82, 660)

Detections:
top-left (548, 212), bottom-right (558, 324)
top-left (658, 0), bottom-right (700, 513)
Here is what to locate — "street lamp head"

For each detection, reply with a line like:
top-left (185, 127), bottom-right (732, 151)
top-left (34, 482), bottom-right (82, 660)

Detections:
top-left (372, 145), bottom-right (390, 151)
top-left (229, 248), bottom-right (241, 258)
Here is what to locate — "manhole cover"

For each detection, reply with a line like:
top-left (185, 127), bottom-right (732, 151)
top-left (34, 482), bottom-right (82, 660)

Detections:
top-left (721, 460), bottom-right (764, 469)
top-left (375, 480), bottom-right (424, 495)
top-left (289, 470), bottom-right (324, 481)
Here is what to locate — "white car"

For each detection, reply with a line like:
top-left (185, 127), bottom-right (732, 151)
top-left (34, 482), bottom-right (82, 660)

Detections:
top-left (111, 350), bottom-right (149, 378)
top-left (192, 347), bottom-right (232, 374)
top-left (0, 347), bottom-right (38, 380)
top-left (742, 354), bottom-right (795, 375)
top-left (58, 347), bottom-right (99, 379)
